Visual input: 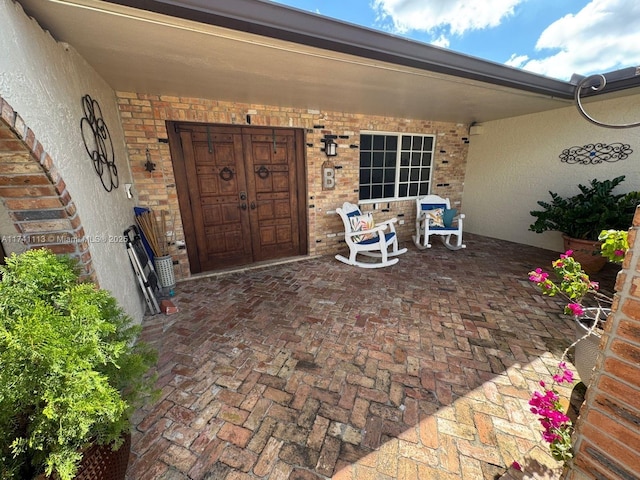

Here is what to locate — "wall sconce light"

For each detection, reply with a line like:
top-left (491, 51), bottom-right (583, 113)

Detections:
top-left (144, 149), bottom-right (156, 173)
top-left (322, 136), bottom-right (337, 157)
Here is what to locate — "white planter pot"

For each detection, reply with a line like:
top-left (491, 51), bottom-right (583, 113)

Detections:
top-left (574, 307), bottom-right (610, 385)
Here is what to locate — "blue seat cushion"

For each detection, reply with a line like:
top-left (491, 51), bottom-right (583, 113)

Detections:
top-left (430, 226), bottom-right (459, 231)
top-left (421, 203), bottom-right (447, 211)
top-left (358, 232), bottom-right (395, 245)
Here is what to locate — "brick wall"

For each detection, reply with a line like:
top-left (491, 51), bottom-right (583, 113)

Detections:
top-left (116, 92), bottom-right (470, 279)
top-left (567, 209), bottom-right (640, 479)
top-left (0, 96), bottom-right (95, 281)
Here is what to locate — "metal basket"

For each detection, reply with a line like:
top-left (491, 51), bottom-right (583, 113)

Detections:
top-left (74, 433), bottom-right (131, 480)
top-left (154, 255), bottom-right (176, 289)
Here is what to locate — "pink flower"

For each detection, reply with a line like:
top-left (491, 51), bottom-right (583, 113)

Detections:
top-left (511, 461), bottom-right (522, 471)
top-left (528, 268), bottom-right (549, 283)
top-left (567, 303), bottom-right (584, 316)
top-left (529, 359), bottom-right (575, 460)
top-left (543, 430), bottom-right (561, 443)
top-left (562, 250), bottom-right (573, 257)
top-left (553, 363), bottom-right (574, 384)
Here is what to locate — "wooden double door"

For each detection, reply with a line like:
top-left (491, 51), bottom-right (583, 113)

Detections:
top-left (168, 123), bottom-right (307, 273)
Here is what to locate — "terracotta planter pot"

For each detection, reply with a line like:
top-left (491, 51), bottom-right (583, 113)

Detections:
top-left (562, 235), bottom-right (606, 274)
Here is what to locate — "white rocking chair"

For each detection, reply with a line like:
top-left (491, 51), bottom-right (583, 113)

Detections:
top-left (335, 202), bottom-right (407, 268)
top-left (413, 195), bottom-right (466, 250)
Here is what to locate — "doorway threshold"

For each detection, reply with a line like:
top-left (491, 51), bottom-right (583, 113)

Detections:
top-left (178, 255), bottom-right (318, 283)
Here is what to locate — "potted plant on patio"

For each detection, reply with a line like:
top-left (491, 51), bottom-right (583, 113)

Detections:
top-left (529, 175), bottom-right (640, 273)
top-left (0, 249), bottom-right (157, 480)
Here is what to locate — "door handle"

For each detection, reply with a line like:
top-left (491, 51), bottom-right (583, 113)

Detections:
top-left (239, 191), bottom-right (247, 200)
top-left (250, 202), bottom-right (256, 210)
top-left (257, 166), bottom-right (270, 179)
top-left (240, 203), bottom-right (247, 210)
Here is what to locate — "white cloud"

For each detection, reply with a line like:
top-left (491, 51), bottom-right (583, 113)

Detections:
top-left (431, 34), bottom-right (450, 49)
top-left (512, 0), bottom-right (640, 79)
top-left (372, 0), bottom-right (523, 40)
top-left (505, 54), bottom-right (529, 68)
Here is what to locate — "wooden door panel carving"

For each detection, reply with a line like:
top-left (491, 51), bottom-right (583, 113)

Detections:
top-left (201, 205), bottom-right (222, 225)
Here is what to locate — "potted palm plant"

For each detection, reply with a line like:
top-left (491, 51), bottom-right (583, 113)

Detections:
top-left (529, 175), bottom-right (640, 273)
top-left (0, 249), bottom-right (157, 480)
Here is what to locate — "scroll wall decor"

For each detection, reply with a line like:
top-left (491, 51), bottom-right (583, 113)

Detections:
top-left (574, 73), bottom-right (640, 129)
top-left (80, 94), bottom-right (118, 192)
top-left (559, 143), bottom-right (632, 165)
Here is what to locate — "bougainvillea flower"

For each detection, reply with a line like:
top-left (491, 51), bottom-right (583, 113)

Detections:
top-left (567, 303), bottom-right (584, 316)
top-left (553, 363), bottom-right (574, 384)
top-left (528, 268), bottom-right (549, 283)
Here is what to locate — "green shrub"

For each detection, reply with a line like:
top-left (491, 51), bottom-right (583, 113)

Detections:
top-left (0, 249), bottom-right (157, 480)
top-left (529, 176), bottom-right (640, 241)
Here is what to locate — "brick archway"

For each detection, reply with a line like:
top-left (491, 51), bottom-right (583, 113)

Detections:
top-left (0, 96), bottom-right (95, 282)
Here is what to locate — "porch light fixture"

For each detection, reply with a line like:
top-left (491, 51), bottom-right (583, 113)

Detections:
top-left (144, 149), bottom-right (156, 173)
top-left (322, 137), bottom-right (337, 157)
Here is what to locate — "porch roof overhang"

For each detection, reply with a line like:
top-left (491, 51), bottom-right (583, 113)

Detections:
top-left (15, 0), bottom-right (640, 124)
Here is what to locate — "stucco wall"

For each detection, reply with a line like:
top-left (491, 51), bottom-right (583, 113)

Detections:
top-left (463, 93), bottom-right (640, 251)
top-left (0, 0), bottom-right (144, 322)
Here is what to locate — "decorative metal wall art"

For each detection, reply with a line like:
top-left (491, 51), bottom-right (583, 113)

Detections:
top-left (559, 143), bottom-right (632, 165)
top-left (574, 73), bottom-right (640, 129)
top-left (80, 94), bottom-right (118, 192)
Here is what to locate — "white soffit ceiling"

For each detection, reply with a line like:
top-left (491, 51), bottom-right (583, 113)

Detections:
top-left (17, 0), bottom-right (574, 124)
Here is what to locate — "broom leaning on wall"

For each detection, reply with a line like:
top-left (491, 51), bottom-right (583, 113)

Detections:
top-left (134, 208), bottom-right (176, 291)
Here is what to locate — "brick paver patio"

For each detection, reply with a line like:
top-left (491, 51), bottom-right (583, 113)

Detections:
top-left (127, 234), bottom-right (617, 479)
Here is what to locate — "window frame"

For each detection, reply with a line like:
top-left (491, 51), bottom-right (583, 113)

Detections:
top-left (358, 130), bottom-right (436, 204)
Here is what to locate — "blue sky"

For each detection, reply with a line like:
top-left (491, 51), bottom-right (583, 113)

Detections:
top-left (270, 0), bottom-right (640, 81)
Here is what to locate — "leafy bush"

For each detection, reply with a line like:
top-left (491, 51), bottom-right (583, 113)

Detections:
top-left (529, 176), bottom-right (640, 240)
top-left (0, 249), bottom-right (157, 480)
top-left (599, 229), bottom-right (629, 264)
